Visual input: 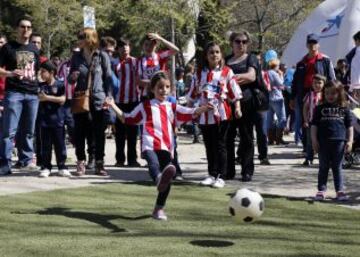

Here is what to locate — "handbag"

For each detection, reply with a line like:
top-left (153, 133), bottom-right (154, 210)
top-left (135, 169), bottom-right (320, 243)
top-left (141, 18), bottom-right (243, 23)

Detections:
top-left (71, 63), bottom-right (93, 114)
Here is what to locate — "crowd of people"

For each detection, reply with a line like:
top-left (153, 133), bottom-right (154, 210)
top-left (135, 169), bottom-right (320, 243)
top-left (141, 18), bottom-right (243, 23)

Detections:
top-left (0, 15), bottom-right (359, 220)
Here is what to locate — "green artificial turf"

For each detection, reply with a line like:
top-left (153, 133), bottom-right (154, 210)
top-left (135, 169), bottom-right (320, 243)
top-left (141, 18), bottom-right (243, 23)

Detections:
top-left (0, 182), bottom-right (359, 257)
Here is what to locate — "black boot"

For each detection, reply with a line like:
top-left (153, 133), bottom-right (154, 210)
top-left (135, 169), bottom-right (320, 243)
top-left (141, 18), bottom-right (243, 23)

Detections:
top-left (276, 128), bottom-right (289, 145)
top-left (86, 155), bottom-right (95, 170)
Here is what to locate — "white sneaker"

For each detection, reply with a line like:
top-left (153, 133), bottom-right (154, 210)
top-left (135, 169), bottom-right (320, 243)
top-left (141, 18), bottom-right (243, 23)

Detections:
top-left (200, 176), bottom-right (215, 186)
top-left (21, 163), bottom-right (40, 172)
top-left (212, 178), bottom-right (225, 188)
top-left (58, 169), bottom-right (72, 177)
top-left (39, 169), bottom-right (51, 178)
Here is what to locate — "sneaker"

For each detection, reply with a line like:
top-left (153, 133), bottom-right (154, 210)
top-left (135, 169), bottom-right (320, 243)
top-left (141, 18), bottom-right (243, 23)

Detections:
top-left (200, 176), bottom-right (215, 186)
top-left (174, 175), bottom-right (185, 181)
top-left (12, 162), bottom-right (23, 169)
top-left (336, 191), bottom-right (349, 202)
top-left (58, 169), bottom-right (72, 177)
top-left (75, 160), bottom-right (86, 176)
top-left (241, 174), bottom-right (252, 182)
top-left (302, 160), bottom-right (312, 166)
top-left (0, 166), bottom-right (12, 176)
top-left (152, 208), bottom-right (168, 221)
top-left (39, 169), bottom-right (51, 178)
top-left (157, 164), bottom-right (176, 192)
top-left (259, 158), bottom-right (271, 165)
top-left (20, 162), bottom-right (40, 172)
top-left (314, 191), bottom-right (325, 201)
top-left (212, 178), bottom-right (225, 188)
top-left (95, 161), bottom-right (108, 176)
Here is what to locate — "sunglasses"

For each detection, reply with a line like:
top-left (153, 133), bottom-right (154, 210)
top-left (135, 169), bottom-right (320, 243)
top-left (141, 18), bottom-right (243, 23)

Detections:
top-left (19, 25), bottom-right (32, 30)
top-left (77, 34), bottom-right (86, 40)
top-left (307, 40), bottom-right (318, 44)
top-left (234, 39), bottom-right (248, 45)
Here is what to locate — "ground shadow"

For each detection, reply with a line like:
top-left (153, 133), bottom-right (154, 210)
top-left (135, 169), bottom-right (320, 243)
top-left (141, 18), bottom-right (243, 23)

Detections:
top-left (13, 207), bottom-right (151, 233)
top-left (190, 240), bottom-right (234, 248)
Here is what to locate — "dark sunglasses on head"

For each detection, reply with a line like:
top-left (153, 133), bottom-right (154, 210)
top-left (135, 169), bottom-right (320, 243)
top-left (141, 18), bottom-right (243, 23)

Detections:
top-left (77, 34), bottom-right (86, 40)
top-left (20, 25), bottom-right (32, 29)
top-left (234, 39), bottom-right (249, 45)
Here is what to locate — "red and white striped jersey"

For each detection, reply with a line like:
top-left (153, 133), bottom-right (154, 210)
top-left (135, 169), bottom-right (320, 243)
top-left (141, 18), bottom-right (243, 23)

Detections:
top-left (137, 50), bottom-right (175, 97)
top-left (304, 91), bottom-right (322, 122)
top-left (57, 59), bottom-right (75, 100)
top-left (115, 56), bottom-right (138, 104)
top-left (124, 99), bottom-right (195, 154)
top-left (187, 66), bottom-right (242, 125)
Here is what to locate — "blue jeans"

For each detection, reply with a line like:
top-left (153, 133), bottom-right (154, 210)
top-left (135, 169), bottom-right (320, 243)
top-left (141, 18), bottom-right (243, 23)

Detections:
top-left (305, 127), bottom-right (314, 161)
top-left (267, 99), bottom-right (287, 131)
top-left (0, 91), bottom-right (39, 172)
top-left (254, 111), bottom-right (268, 160)
top-left (294, 98), bottom-right (303, 144)
top-left (318, 140), bottom-right (345, 192)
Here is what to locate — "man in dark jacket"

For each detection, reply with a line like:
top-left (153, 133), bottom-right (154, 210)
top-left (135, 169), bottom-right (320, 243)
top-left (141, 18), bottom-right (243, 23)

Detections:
top-left (290, 33), bottom-right (335, 149)
top-left (346, 31), bottom-right (360, 90)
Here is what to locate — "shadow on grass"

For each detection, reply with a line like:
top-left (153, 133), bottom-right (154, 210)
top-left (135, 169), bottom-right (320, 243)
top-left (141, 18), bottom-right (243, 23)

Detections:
top-left (13, 207), bottom-right (151, 233)
top-left (190, 240), bottom-right (234, 248)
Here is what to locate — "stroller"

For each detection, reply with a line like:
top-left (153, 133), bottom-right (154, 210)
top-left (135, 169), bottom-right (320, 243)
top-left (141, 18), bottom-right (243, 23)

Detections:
top-left (343, 96), bottom-right (360, 169)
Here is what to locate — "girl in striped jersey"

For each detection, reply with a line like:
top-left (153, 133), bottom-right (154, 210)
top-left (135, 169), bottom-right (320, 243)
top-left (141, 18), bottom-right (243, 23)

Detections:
top-left (187, 42), bottom-right (243, 189)
top-left (302, 74), bottom-right (326, 166)
top-left (105, 72), bottom-right (211, 221)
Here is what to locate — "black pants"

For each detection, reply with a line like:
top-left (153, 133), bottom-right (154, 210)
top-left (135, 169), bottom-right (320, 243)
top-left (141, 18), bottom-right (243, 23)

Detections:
top-left (41, 126), bottom-right (67, 170)
top-left (227, 99), bottom-right (255, 179)
top-left (143, 150), bottom-right (172, 208)
top-left (115, 103), bottom-right (138, 164)
top-left (63, 101), bottom-right (75, 145)
top-left (90, 108), bottom-right (108, 162)
top-left (200, 121), bottom-right (229, 178)
top-left (73, 112), bottom-right (95, 161)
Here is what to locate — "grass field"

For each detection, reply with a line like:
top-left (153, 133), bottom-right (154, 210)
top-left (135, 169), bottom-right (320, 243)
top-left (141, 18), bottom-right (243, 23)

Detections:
top-left (0, 182), bottom-right (359, 257)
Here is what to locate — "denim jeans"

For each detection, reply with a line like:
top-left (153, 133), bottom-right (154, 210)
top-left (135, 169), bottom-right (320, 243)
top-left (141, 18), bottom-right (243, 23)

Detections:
top-left (0, 91), bottom-right (39, 172)
top-left (318, 140), bottom-right (345, 192)
top-left (267, 99), bottom-right (287, 131)
top-left (41, 126), bottom-right (67, 170)
top-left (254, 111), bottom-right (268, 160)
top-left (294, 98), bottom-right (303, 144)
top-left (143, 150), bottom-right (172, 208)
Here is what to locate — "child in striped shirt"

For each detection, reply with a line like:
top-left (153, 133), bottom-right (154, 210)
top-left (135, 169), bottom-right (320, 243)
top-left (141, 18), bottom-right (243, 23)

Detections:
top-left (302, 74), bottom-right (326, 166)
top-left (105, 71), bottom-right (210, 221)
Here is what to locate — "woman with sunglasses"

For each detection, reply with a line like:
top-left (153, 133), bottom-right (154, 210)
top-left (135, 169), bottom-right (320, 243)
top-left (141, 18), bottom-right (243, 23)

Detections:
top-left (225, 31), bottom-right (262, 182)
top-left (187, 42), bottom-right (242, 188)
top-left (68, 28), bottom-right (113, 176)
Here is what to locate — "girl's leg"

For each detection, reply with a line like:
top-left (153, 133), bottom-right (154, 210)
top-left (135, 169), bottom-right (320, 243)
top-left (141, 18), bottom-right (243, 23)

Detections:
top-left (330, 141), bottom-right (345, 192)
top-left (143, 150), bottom-right (161, 181)
top-left (154, 151), bottom-right (172, 209)
top-left (318, 143), bottom-right (331, 192)
top-left (216, 121), bottom-right (229, 178)
top-left (200, 125), bottom-right (217, 177)
top-left (305, 127), bottom-right (314, 162)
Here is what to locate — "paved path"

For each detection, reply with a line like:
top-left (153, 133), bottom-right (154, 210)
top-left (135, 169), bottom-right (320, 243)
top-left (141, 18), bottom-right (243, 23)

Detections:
top-left (0, 133), bottom-right (359, 209)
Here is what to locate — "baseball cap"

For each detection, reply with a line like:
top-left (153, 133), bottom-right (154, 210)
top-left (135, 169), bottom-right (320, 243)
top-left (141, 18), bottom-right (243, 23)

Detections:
top-left (307, 33), bottom-right (320, 43)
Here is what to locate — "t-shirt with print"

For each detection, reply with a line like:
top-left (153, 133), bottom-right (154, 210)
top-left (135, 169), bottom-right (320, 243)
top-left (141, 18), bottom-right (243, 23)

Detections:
top-left (0, 41), bottom-right (40, 94)
top-left (311, 103), bottom-right (353, 142)
top-left (38, 80), bottom-right (65, 128)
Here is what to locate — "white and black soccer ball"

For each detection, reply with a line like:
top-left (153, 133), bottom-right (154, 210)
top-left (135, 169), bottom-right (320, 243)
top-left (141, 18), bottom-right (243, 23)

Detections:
top-left (228, 188), bottom-right (264, 223)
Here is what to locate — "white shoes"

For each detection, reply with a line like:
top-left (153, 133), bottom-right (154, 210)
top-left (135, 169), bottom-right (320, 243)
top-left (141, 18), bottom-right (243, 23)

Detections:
top-left (58, 169), bottom-right (72, 177)
top-left (21, 163), bottom-right (40, 172)
top-left (39, 169), bottom-right (51, 178)
top-left (200, 176), bottom-right (226, 188)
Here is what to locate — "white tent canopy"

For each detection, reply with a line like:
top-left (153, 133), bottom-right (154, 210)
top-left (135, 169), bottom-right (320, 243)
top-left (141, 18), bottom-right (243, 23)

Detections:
top-left (282, 0), bottom-right (360, 67)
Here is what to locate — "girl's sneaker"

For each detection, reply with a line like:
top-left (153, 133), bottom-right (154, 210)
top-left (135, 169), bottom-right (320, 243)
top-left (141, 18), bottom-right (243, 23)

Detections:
top-left (314, 191), bottom-right (326, 201)
top-left (58, 169), bottom-right (72, 177)
top-left (200, 176), bottom-right (215, 186)
top-left (212, 178), bottom-right (225, 188)
top-left (157, 164), bottom-right (176, 192)
top-left (39, 169), bottom-right (51, 178)
top-left (152, 208), bottom-right (167, 221)
top-left (336, 191), bottom-right (349, 202)
top-left (75, 161), bottom-right (86, 176)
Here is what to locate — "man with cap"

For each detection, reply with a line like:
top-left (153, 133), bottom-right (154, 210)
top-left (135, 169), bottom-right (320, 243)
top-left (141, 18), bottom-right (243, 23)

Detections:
top-left (290, 33), bottom-right (335, 148)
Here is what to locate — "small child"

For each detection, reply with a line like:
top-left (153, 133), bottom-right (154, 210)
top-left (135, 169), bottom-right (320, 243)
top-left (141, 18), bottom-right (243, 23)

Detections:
top-left (311, 80), bottom-right (354, 201)
top-left (38, 61), bottom-right (70, 178)
top-left (105, 71), bottom-right (210, 221)
top-left (302, 74), bottom-right (326, 166)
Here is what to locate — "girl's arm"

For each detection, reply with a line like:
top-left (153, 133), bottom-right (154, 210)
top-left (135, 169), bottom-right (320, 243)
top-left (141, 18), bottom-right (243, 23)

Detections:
top-left (38, 92), bottom-right (66, 105)
top-left (311, 125), bottom-right (319, 153)
top-left (346, 126), bottom-right (354, 153)
top-left (105, 98), bottom-right (125, 123)
top-left (148, 33), bottom-right (180, 53)
top-left (303, 101), bottom-right (310, 128)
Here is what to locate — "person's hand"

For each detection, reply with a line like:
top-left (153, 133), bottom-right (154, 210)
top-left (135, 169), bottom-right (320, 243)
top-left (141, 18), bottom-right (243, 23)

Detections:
top-left (312, 140), bottom-right (320, 153)
top-left (195, 103), bottom-right (213, 116)
top-left (8, 69), bottom-right (24, 78)
top-left (38, 92), bottom-right (48, 102)
top-left (104, 97), bottom-right (115, 108)
top-left (70, 71), bottom-right (80, 81)
top-left (147, 33), bottom-right (161, 41)
top-left (234, 108), bottom-right (242, 119)
top-left (303, 122), bottom-right (309, 128)
top-left (289, 99), bottom-right (295, 110)
top-left (345, 141), bottom-right (353, 153)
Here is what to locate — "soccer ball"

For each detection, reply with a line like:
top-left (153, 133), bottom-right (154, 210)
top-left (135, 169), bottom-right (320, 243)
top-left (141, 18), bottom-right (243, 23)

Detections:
top-left (228, 188), bottom-right (265, 223)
